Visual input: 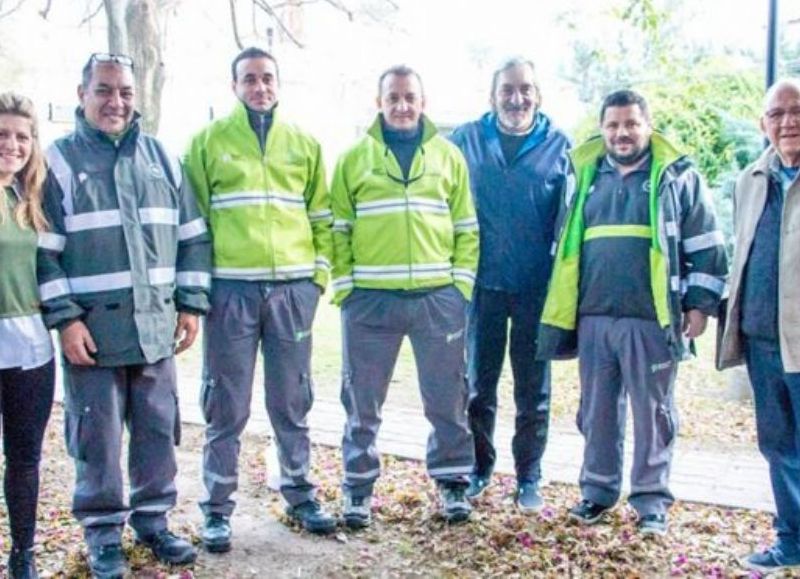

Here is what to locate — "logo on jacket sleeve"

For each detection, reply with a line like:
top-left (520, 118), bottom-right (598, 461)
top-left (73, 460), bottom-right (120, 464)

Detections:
top-left (148, 163), bottom-right (165, 179)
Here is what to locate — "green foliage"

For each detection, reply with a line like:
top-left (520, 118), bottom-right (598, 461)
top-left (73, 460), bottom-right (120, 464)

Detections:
top-left (561, 0), bottom-right (764, 190)
top-left (646, 62), bottom-right (762, 186)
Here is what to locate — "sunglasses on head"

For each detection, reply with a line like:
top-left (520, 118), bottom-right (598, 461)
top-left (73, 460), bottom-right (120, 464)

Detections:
top-left (90, 52), bottom-right (135, 70)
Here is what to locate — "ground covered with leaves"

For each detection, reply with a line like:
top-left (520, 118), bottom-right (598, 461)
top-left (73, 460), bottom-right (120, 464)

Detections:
top-left (0, 405), bottom-right (795, 578)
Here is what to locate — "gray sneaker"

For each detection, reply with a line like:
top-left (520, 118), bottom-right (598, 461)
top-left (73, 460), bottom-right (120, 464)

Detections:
top-left (438, 484), bottom-right (472, 524)
top-left (637, 513), bottom-right (668, 536)
top-left (342, 493), bottom-right (372, 529)
top-left (465, 475), bottom-right (491, 499)
top-left (516, 482), bottom-right (544, 514)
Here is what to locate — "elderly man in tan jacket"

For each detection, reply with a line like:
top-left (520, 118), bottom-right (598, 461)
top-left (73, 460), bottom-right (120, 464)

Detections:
top-left (718, 78), bottom-right (800, 574)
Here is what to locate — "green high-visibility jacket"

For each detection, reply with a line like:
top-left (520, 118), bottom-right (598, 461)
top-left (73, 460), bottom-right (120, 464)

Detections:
top-left (330, 115), bottom-right (479, 305)
top-left (537, 133), bottom-right (728, 361)
top-left (184, 103), bottom-right (333, 288)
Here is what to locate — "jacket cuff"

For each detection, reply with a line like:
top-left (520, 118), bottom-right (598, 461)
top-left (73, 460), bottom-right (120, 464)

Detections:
top-left (454, 280), bottom-right (474, 302)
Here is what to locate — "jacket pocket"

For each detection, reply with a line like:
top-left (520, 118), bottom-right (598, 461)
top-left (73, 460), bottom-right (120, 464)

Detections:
top-left (199, 375), bottom-right (215, 424)
top-left (173, 390), bottom-right (182, 447)
top-left (656, 404), bottom-right (678, 449)
top-left (81, 295), bottom-right (137, 357)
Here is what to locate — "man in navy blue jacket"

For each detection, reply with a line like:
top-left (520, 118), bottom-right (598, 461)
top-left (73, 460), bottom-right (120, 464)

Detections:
top-left (450, 58), bottom-right (571, 512)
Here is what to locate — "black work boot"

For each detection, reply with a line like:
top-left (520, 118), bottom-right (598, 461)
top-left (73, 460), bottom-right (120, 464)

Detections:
top-left (8, 547), bottom-right (38, 579)
top-left (202, 514), bottom-right (232, 553)
top-left (88, 543), bottom-right (126, 579)
top-left (135, 529), bottom-right (197, 565)
top-left (285, 500), bottom-right (337, 534)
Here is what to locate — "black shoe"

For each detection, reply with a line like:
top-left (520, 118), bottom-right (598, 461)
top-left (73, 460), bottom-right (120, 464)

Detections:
top-left (88, 544), bottom-right (126, 579)
top-left (285, 500), bottom-right (337, 534)
top-left (8, 547), bottom-right (38, 579)
top-left (568, 499), bottom-right (611, 525)
top-left (135, 529), bottom-right (197, 565)
top-left (202, 514), bottom-right (232, 553)
top-left (438, 484), bottom-right (472, 524)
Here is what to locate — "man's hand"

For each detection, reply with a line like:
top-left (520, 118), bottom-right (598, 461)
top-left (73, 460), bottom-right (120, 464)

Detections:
top-left (174, 312), bottom-right (199, 355)
top-left (682, 309), bottom-right (708, 339)
top-left (60, 320), bottom-right (98, 366)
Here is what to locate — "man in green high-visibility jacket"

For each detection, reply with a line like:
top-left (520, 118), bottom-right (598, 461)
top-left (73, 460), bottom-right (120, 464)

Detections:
top-left (183, 47), bottom-right (336, 549)
top-left (330, 65), bottom-right (479, 529)
top-left (538, 89), bottom-right (727, 536)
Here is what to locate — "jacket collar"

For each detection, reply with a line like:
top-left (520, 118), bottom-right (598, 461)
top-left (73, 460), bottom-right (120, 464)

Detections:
top-left (480, 111), bottom-right (552, 159)
top-left (367, 114), bottom-right (437, 145)
top-left (7, 179), bottom-right (22, 201)
top-left (74, 107), bottom-right (141, 147)
top-left (571, 132), bottom-right (683, 172)
top-left (750, 146), bottom-right (789, 178)
top-left (231, 100), bottom-right (280, 129)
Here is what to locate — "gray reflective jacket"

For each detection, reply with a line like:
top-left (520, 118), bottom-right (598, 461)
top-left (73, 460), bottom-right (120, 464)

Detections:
top-left (37, 110), bottom-right (211, 366)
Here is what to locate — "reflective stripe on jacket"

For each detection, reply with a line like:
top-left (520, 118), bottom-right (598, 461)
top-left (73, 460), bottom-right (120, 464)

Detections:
top-left (538, 133), bottom-right (727, 361)
top-left (37, 110), bottom-right (211, 366)
top-left (330, 114), bottom-right (479, 305)
top-left (183, 103), bottom-right (333, 287)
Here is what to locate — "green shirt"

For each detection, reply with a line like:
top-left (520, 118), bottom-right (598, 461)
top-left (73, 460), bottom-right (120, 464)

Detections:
top-left (0, 186), bottom-right (40, 317)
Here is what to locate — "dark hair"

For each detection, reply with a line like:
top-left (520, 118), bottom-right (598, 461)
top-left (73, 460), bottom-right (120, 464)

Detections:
top-left (599, 89), bottom-right (650, 123)
top-left (81, 53), bottom-right (135, 89)
top-left (377, 64), bottom-right (424, 97)
top-left (231, 46), bottom-right (279, 82)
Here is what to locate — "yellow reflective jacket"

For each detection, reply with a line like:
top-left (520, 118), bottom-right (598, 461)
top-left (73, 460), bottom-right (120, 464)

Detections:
top-left (330, 115), bottom-right (479, 305)
top-left (184, 103), bottom-right (333, 287)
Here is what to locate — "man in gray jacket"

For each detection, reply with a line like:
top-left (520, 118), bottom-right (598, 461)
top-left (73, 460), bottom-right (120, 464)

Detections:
top-left (37, 53), bottom-right (211, 578)
top-left (718, 78), bottom-right (800, 574)
top-left (539, 90), bottom-right (727, 537)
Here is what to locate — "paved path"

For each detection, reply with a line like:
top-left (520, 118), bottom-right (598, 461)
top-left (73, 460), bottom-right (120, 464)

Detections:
top-left (173, 361), bottom-right (774, 513)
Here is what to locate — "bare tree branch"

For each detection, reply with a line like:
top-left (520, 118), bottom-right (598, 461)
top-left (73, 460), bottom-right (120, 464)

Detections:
top-left (38, 0), bottom-right (53, 19)
top-left (251, 0), bottom-right (304, 48)
top-left (79, 1), bottom-right (104, 25)
top-left (229, 0), bottom-right (244, 49)
top-left (0, 0), bottom-right (25, 20)
top-left (230, 0), bottom-right (398, 51)
top-left (323, 0), bottom-right (352, 21)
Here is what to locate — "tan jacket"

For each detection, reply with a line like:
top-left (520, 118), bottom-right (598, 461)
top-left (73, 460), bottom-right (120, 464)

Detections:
top-left (718, 147), bottom-right (800, 372)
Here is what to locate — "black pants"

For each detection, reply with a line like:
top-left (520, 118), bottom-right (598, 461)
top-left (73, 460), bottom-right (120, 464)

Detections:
top-left (467, 287), bottom-right (551, 483)
top-left (0, 359), bottom-right (55, 549)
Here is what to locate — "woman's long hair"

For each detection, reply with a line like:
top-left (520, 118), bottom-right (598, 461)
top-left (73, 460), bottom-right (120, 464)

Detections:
top-left (0, 92), bottom-right (48, 231)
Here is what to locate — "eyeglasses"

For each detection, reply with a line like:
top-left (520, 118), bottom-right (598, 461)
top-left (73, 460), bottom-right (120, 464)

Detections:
top-left (90, 52), bottom-right (135, 70)
top-left (764, 107), bottom-right (800, 124)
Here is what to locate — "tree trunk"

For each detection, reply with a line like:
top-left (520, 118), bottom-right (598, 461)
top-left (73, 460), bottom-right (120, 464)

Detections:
top-left (125, 0), bottom-right (165, 134)
top-left (102, 0), bottom-right (165, 135)
top-left (103, 0), bottom-right (129, 53)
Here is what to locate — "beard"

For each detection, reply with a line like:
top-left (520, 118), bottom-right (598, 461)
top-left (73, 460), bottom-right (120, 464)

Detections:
top-left (607, 141), bottom-right (650, 166)
top-left (496, 104), bottom-right (535, 134)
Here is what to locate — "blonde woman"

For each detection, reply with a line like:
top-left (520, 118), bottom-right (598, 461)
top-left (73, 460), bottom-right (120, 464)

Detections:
top-left (0, 92), bottom-right (54, 579)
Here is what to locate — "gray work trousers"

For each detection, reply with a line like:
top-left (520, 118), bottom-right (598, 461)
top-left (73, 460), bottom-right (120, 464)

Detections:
top-left (341, 286), bottom-right (474, 498)
top-left (63, 357), bottom-right (179, 548)
top-left (576, 316), bottom-right (678, 516)
top-left (200, 279), bottom-right (319, 513)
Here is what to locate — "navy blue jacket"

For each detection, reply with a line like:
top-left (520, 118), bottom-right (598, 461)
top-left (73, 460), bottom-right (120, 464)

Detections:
top-left (450, 112), bottom-right (571, 298)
